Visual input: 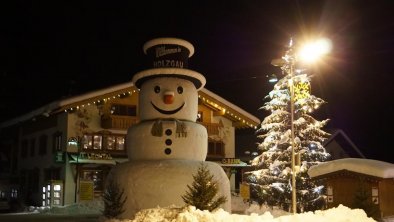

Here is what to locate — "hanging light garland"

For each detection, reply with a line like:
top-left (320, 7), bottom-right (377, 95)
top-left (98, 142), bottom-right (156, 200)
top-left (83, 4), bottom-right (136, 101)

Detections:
top-left (198, 94), bottom-right (258, 129)
top-left (63, 90), bottom-right (136, 113)
top-left (61, 87), bottom-right (258, 129)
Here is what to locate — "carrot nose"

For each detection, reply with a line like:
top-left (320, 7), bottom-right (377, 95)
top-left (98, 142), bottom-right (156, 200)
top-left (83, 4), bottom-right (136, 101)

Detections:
top-left (164, 91), bottom-right (174, 104)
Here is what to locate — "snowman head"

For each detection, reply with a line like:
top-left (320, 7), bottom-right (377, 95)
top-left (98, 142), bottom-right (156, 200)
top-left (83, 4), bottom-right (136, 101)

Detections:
top-left (133, 68), bottom-right (205, 121)
top-left (132, 38), bottom-right (206, 121)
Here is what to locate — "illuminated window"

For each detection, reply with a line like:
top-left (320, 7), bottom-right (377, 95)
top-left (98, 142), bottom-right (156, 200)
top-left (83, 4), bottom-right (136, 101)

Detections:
top-left (93, 135), bottom-right (102, 150)
top-left (82, 135), bottom-right (93, 150)
top-left (54, 185), bottom-right (61, 191)
top-left (105, 136), bottom-right (115, 150)
top-left (83, 134), bottom-right (125, 151)
top-left (116, 136), bottom-right (125, 150)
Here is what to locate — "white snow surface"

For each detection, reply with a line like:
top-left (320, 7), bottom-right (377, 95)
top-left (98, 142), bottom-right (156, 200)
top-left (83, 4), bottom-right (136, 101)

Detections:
top-left (103, 204), bottom-right (376, 222)
top-left (11, 195), bottom-right (380, 222)
top-left (308, 158), bottom-right (394, 178)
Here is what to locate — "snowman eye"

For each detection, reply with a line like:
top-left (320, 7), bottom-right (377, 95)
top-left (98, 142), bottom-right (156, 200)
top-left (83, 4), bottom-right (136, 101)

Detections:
top-left (154, 86), bottom-right (160, 93)
top-left (177, 86), bottom-right (183, 94)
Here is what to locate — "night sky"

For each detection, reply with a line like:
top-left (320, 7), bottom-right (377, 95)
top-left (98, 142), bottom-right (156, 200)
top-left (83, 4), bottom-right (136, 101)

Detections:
top-left (1, 1), bottom-right (394, 162)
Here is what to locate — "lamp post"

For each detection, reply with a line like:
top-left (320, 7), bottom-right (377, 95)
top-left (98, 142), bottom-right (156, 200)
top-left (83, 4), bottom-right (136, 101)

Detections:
top-left (272, 37), bottom-right (331, 214)
top-left (288, 38), bottom-right (297, 215)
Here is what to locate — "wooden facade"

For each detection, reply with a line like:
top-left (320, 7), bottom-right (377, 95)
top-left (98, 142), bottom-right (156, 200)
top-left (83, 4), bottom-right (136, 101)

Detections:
top-left (312, 169), bottom-right (394, 219)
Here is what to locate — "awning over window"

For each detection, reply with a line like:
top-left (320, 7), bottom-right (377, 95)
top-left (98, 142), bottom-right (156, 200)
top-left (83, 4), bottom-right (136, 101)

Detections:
top-left (69, 154), bottom-right (128, 165)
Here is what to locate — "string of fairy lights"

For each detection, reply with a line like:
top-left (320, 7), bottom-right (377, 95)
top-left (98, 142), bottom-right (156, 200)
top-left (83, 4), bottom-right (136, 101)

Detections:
top-left (60, 88), bottom-right (258, 129)
top-left (63, 90), bottom-right (137, 113)
top-left (198, 94), bottom-right (258, 129)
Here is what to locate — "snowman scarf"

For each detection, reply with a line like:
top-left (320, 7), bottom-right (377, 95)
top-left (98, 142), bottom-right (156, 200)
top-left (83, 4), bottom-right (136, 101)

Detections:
top-left (151, 119), bottom-right (188, 137)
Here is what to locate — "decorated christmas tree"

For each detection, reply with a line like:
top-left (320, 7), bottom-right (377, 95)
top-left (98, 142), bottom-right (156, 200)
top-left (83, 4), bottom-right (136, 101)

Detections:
top-left (246, 38), bottom-right (331, 212)
top-left (182, 162), bottom-right (227, 211)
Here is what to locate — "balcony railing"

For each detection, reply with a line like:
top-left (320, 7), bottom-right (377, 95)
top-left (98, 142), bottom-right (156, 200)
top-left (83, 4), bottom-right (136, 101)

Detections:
top-left (101, 115), bottom-right (138, 130)
top-left (198, 122), bottom-right (220, 136)
top-left (101, 116), bottom-right (220, 136)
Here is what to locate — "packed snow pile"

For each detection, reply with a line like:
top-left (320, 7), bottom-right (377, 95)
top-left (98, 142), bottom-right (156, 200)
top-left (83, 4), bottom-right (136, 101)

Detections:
top-left (243, 203), bottom-right (290, 217)
top-left (231, 194), bottom-right (290, 217)
top-left (104, 204), bottom-right (376, 222)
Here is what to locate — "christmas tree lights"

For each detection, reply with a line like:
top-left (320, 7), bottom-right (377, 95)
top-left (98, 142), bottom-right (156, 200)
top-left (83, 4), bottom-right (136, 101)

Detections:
top-left (246, 38), bottom-right (331, 213)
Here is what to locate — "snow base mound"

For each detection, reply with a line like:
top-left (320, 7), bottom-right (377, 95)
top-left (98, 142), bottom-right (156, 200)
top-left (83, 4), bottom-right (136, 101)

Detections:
top-left (103, 204), bottom-right (376, 222)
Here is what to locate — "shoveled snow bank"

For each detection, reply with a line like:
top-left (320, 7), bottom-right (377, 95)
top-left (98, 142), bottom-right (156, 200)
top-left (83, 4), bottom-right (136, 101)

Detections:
top-left (103, 204), bottom-right (375, 222)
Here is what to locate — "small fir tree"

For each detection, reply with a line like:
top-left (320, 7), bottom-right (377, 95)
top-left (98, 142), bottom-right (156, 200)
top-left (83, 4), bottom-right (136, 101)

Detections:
top-left (182, 163), bottom-right (227, 211)
top-left (351, 179), bottom-right (380, 220)
top-left (102, 178), bottom-right (127, 219)
top-left (246, 38), bottom-right (331, 212)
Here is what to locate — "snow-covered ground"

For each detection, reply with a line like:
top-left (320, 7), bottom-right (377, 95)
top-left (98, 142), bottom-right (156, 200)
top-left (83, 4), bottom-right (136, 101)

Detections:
top-left (105, 203), bottom-right (376, 222)
top-left (1, 195), bottom-right (384, 222)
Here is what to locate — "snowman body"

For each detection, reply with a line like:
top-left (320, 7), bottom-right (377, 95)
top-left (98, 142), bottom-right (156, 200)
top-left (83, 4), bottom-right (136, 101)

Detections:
top-left (127, 120), bottom-right (208, 161)
top-left (108, 38), bottom-right (231, 219)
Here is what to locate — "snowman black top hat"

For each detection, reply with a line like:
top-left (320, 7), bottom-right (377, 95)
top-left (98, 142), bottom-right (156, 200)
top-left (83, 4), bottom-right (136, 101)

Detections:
top-left (132, 37), bottom-right (206, 90)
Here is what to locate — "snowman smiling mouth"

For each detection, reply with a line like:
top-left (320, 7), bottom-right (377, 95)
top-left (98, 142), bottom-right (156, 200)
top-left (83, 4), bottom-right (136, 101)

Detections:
top-left (151, 102), bottom-right (185, 115)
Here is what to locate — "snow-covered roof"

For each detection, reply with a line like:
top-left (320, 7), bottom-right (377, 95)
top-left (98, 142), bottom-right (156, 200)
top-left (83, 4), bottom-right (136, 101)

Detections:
top-left (0, 82), bottom-right (260, 129)
top-left (308, 158), bottom-right (394, 179)
top-left (0, 82), bottom-right (135, 128)
top-left (200, 88), bottom-right (260, 125)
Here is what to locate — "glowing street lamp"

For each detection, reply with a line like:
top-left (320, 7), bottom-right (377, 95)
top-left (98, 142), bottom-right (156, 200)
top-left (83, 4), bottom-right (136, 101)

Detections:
top-left (271, 37), bottom-right (331, 214)
top-left (298, 38), bottom-right (332, 63)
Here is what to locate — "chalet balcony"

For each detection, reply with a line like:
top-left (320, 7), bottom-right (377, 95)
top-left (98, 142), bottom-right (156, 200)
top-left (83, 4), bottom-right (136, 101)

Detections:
top-left (101, 115), bottom-right (138, 130)
top-left (101, 116), bottom-right (220, 136)
top-left (198, 122), bottom-right (220, 136)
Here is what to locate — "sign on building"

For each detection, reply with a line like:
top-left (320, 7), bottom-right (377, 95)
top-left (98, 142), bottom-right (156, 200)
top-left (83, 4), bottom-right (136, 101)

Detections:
top-left (240, 183), bottom-right (250, 201)
top-left (79, 180), bottom-right (94, 201)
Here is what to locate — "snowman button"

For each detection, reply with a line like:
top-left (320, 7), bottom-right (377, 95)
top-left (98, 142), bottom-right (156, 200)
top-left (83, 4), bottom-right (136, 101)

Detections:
top-left (165, 139), bottom-right (172, 145)
top-left (165, 129), bottom-right (172, 136)
top-left (164, 148), bottom-right (172, 155)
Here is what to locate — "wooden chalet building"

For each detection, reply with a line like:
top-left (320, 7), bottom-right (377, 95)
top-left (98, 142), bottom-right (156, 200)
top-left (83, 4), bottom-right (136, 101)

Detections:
top-left (0, 82), bottom-right (260, 207)
top-left (308, 158), bottom-right (394, 220)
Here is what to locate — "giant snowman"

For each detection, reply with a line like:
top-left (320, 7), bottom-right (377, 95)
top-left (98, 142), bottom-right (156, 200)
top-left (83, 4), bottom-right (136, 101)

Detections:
top-left (108, 37), bottom-right (231, 219)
